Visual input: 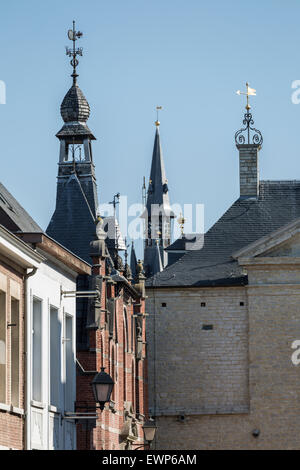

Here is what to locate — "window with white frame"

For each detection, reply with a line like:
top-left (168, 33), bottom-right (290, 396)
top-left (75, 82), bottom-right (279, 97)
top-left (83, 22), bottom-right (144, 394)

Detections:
top-left (11, 298), bottom-right (20, 407)
top-left (32, 298), bottom-right (42, 402)
top-left (0, 290), bottom-right (6, 403)
top-left (50, 306), bottom-right (60, 408)
top-left (65, 315), bottom-right (73, 411)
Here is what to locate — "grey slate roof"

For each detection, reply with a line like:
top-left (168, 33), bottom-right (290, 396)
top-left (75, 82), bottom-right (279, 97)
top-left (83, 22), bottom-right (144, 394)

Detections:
top-left (61, 84), bottom-right (90, 123)
top-left (130, 242), bottom-right (137, 279)
top-left (56, 83), bottom-right (95, 140)
top-left (147, 181), bottom-right (300, 288)
top-left (46, 173), bottom-right (97, 263)
top-left (0, 182), bottom-right (42, 233)
top-left (165, 234), bottom-right (200, 251)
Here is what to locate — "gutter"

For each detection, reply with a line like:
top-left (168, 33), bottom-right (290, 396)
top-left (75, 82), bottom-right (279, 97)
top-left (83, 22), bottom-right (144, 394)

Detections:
top-left (23, 267), bottom-right (37, 450)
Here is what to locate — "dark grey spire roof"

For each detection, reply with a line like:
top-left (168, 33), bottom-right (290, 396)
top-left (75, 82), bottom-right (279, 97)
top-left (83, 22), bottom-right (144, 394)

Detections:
top-left (46, 173), bottom-right (97, 263)
top-left (0, 182), bottom-right (42, 233)
top-left (146, 127), bottom-right (173, 216)
top-left (56, 84), bottom-right (95, 140)
top-left (61, 85), bottom-right (90, 122)
top-left (130, 242), bottom-right (137, 279)
top-left (147, 181), bottom-right (300, 288)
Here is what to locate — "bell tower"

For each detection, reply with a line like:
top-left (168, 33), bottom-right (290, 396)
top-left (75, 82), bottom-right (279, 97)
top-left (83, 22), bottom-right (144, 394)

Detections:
top-left (47, 22), bottom-right (98, 263)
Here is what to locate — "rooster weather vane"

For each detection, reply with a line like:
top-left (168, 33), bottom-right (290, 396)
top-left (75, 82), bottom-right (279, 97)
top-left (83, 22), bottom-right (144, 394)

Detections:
top-left (235, 82), bottom-right (263, 147)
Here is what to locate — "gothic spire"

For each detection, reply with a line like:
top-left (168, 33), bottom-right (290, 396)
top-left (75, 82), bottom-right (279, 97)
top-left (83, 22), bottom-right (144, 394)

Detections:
top-left (146, 122), bottom-right (172, 217)
top-left (130, 241), bottom-right (137, 280)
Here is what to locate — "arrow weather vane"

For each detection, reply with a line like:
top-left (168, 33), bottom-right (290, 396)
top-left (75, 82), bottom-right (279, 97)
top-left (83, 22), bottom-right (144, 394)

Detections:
top-left (66, 21), bottom-right (83, 85)
top-left (235, 82), bottom-right (263, 147)
top-left (236, 82), bottom-right (256, 111)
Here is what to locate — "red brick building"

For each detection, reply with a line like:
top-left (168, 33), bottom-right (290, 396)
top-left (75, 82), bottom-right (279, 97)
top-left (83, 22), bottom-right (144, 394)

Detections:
top-left (46, 23), bottom-right (149, 450)
top-left (76, 219), bottom-right (148, 450)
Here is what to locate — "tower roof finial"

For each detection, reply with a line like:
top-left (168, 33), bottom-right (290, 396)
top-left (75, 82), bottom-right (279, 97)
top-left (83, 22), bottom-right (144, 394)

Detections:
top-left (177, 212), bottom-right (186, 236)
top-left (66, 20), bottom-right (83, 85)
top-left (235, 82), bottom-right (263, 147)
top-left (155, 106), bottom-right (162, 127)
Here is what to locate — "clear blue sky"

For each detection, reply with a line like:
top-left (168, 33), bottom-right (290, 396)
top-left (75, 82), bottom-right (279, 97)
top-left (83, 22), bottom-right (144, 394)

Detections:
top-left (1, 0), bottom-right (300, 258)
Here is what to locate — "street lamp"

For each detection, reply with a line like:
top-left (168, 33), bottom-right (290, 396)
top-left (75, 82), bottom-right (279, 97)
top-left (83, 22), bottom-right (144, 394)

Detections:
top-left (91, 367), bottom-right (114, 411)
top-left (134, 419), bottom-right (157, 450)
top-left (143, 420), bottom-right (157, 446)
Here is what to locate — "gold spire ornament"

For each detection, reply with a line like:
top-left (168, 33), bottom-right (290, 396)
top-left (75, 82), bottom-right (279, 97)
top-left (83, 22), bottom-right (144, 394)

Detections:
top-left (155, 106), bottom-right (162, 126)
top-left (177, 213), bottom-right (186, 235)
top-left (236, 82), bottom-right (256, 111)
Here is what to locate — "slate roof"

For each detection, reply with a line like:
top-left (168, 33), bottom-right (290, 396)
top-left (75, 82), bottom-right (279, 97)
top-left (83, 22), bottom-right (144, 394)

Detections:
top-left (166, 234), bottom-right (201, 251)
top-left (147, 181), bottom-right (300, 288)
top-left (130, 242), bottom-right (137, 279)
top-left (46, 173), bottom-right (97, 263)
top-left (61, 84), bottom-right (90, 123)
top-left (0, 182), bottom-right (42, 233)
top-left (56, 83), bottom-right (95, 140)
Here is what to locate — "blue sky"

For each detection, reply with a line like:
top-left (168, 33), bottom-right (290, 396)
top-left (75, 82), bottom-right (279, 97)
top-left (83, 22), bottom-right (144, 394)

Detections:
top-left (1, 0), bottom-right (300, 257)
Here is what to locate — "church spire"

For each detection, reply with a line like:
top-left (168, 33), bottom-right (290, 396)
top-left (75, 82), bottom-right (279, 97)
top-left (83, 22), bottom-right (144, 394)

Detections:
top-left (46, 22), bottom-right (98, 262)
top-left (130, 241), bottom-right (137, 280)
top-left (143, 111), bottom-right (174, 277)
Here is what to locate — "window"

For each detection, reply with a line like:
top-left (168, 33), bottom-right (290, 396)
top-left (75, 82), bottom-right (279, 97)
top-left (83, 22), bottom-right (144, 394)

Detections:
top-left (50, 307), bottom-right (60, 407)
top-left (11, 298), bottom-right (19, 407)
top-left (0, 291), bottom-right (6, 403)
top-left (65, 315), bottom-right (74, 411)
top-left (32, 298), bottom-right (42, 402)
top-left (123, 308), bottom-right (128, 352)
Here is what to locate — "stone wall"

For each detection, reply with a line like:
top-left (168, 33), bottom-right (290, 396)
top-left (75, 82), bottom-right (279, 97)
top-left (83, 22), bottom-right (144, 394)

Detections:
top-left (146, 267), bottom-right (300, 449)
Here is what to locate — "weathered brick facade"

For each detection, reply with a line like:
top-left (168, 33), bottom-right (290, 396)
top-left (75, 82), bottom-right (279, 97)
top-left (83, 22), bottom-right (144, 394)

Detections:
top-left (76, 228), bottom-right (148, 450)
top-left (0, 249), bottom-right (25, 449)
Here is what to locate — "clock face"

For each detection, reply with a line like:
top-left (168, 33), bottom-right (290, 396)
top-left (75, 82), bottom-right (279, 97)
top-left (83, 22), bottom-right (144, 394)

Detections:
top-left (68, 29), bottom-right (74, 40)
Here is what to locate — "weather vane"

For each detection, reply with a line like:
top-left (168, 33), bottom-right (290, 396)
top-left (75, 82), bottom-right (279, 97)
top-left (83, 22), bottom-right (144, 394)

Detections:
top-left (177, 213), bottom-right (186, 236)
top-left (235, 82), bottom-right (263, 147)
top-left (155, 106), bottom-right (162, 126)
top-left (66, 20), bottom-right (83, 85)
top-left (236, 82), bottom-right (256, 111)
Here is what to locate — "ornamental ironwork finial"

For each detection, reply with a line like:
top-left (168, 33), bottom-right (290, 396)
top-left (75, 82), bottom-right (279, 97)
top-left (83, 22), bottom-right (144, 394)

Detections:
top-left (235, 82), bottom-right (263, 147)
top-left (65, 21), bottom-right (83, 85)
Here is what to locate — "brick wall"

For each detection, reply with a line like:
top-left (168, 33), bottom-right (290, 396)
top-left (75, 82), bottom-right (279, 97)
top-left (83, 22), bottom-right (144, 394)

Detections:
top-left (76, 260), bottom-right (148, 450)
top-left (0, 258), bottom-right (24, 450)
top-left (147, 269), bottom-right (300, 449)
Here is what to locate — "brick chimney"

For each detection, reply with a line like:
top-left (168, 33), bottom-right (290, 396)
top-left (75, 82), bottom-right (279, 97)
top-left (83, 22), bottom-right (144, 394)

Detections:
top-left (237, 143), bottom-right (260, 198)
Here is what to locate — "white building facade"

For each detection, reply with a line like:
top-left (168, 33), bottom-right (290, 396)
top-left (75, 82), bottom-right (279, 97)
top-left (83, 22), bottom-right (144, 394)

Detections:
top-left (19, 233), bottom-right (90, 450)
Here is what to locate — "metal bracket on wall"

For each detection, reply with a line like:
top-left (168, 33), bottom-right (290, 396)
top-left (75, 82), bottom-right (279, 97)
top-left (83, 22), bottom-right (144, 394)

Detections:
top-left (60, 286), bottom-right (100, 300)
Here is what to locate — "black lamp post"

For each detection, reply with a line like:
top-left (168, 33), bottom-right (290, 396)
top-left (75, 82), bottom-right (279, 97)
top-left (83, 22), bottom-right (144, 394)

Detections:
top-left (91, 367), bottom-right (114, 411)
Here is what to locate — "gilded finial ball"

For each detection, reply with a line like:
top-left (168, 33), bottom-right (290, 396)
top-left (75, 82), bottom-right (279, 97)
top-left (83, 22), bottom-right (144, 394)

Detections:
top-left (155, 120), bottom-right (160, 127)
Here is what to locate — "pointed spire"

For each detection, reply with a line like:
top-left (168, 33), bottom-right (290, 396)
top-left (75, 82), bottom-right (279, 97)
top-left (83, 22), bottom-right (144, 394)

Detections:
top-left (146, 123), bottom-right (172, 216)
top-left (153, 240), bottom-right (163, 275)
top-left (130, 241), bottom-right (137, 280)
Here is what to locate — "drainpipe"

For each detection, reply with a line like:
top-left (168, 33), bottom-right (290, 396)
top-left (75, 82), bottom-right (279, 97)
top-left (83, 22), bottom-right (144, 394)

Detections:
top-left (23, 267), bottom-right (37, 450)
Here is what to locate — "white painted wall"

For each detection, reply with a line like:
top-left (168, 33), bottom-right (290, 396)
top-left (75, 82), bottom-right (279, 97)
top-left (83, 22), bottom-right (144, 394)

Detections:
top-left (26, 258), bottom-right (77, 450)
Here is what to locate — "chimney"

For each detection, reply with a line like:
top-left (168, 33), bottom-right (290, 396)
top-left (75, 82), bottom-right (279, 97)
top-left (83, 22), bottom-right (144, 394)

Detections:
top-left (235, 83), bottom-right (263, 199)
top-left (237, 144), bottom-right (260, 198)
